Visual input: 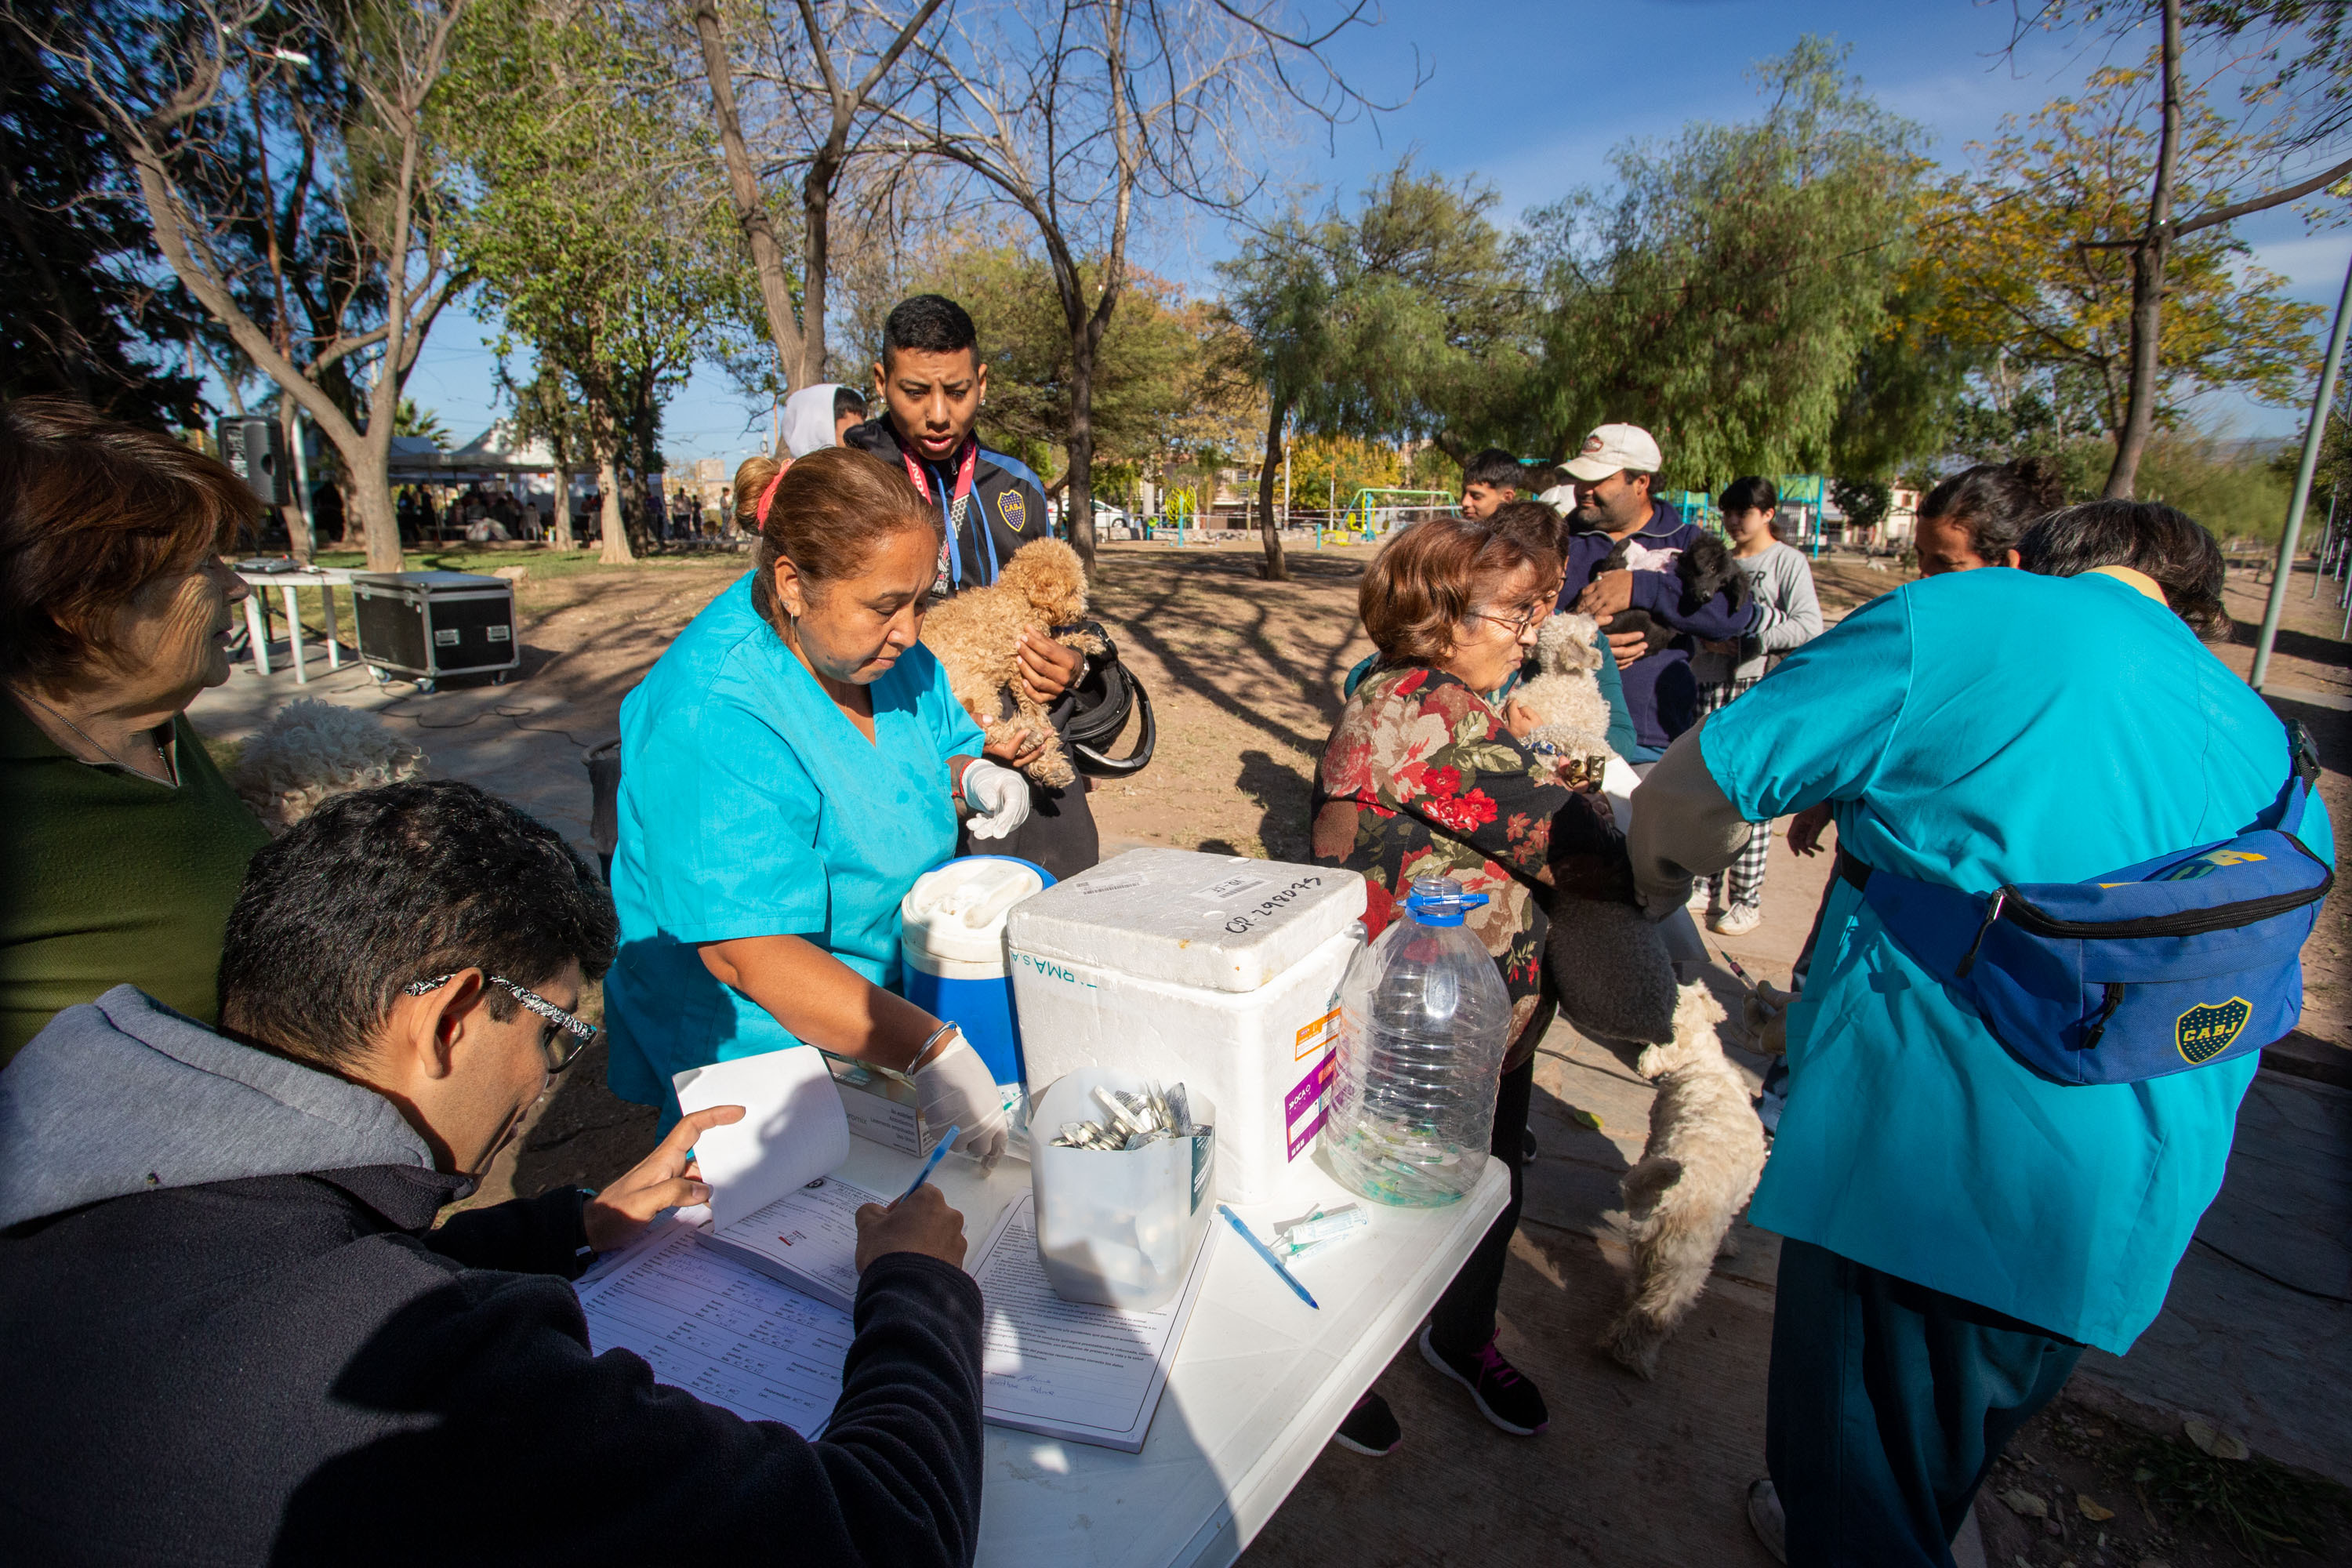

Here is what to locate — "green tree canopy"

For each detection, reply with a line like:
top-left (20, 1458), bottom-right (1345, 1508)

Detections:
top-left (1523, 38), bottom-right (1926, 487)
top-left (447, 0), bottom-right (747, 561)
top-left (1919, 60), bottom-right (2324, 459)
top-left (1218, 160), bottom-right (1530, 575)
top-left (907, 238), bottom-right (1246, 490)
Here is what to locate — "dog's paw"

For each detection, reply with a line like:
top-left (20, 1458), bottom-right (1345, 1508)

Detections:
top-left (1598, 1315), bottom-right (1662, 1381)
top-left (1021, 737), bottom-right (1079, 789)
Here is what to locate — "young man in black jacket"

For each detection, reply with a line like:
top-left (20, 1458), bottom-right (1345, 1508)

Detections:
top-left (844, 293), bottom-right (1101, 879)
top-left (0, 780), bottom-right (985, 1566)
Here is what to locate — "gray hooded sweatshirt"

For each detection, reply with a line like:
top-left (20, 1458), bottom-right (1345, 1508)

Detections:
top-left (0, 983), bottom-right (434, 1229)
top-left (0, 986), bottom-right (990, 1567)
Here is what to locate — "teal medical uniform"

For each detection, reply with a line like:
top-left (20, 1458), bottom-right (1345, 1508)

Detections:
top-left (1701, 567), bottom-right (2335, 1356)
top-left (603, 574), bottom-right (987, 1118)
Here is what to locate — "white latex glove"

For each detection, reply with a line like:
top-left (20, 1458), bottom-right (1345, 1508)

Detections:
top-left (960, 759), bottom-right (1031, 842)
top-left (913, 1029), bottom-right (1011, 1168)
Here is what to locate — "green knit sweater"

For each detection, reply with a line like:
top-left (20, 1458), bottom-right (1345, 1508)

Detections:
top-left (0, 698), bottom-right (270, 1063)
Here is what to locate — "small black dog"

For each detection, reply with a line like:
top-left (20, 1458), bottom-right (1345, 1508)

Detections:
top-left (1597, 533), bottom-right (1751, 654)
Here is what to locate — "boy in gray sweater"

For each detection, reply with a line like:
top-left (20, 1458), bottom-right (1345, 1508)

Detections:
top-left (1690, 477), bottom-right (1823, 934)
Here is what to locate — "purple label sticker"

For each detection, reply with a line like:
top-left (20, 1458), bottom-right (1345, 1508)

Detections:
top-left (1284, 1051), bottom-right (1337, 1160)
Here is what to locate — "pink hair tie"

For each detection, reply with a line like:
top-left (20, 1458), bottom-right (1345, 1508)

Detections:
top-left (755, 466), bottom-right (787, 528)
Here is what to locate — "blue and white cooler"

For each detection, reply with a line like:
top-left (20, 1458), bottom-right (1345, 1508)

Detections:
top-left (898, 855), bottom-right (1051, 1129)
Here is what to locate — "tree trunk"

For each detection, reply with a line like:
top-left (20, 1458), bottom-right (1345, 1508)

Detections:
top-left (278, 397), bottom-right (313, 564)
top-left (1255, 393), bottom-right (1289, 581)
top-left (552, 466), bottom-right (577, 550)
top-left (597, 452), bottom-right (633, 564)
top-left (801, 175), bottom-right (832, 386)
top-left (2104, 0), bottom-right (2183, 499)
top-left (347, 443), bottom-right (404, 573)
top-left (1065, 340), bottom-right (1099, 568)
top-left (692, 0), bottom-right (806, 390)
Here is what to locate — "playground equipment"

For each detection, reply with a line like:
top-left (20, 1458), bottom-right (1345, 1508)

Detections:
top-left (1316, 488), bottom-right (1457, 548)
top-left (1777, 474), bottom-right (1828, 557)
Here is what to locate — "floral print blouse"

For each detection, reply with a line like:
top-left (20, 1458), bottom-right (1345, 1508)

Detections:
top-left (1308, 663), bottom-right (1632, 1066)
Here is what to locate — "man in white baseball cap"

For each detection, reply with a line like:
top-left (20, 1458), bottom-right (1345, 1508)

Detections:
top-left (1561, 422), bottom-right (1664, 490)
top-left (1552, 421), bottom-right (1774, 766)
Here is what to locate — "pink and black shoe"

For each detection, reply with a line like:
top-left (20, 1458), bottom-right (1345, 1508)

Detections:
top-left (1417, 1323), bottom-right (1548, 1436)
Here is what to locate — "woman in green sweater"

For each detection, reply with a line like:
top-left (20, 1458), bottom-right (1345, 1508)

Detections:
top-left (0, 398), bottom-right (270, 1062)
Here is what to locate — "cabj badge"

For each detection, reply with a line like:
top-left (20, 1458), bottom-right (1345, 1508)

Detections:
top-left (2175, 996), bottom-right (2251, 1065)
top-left (997, 488), bottom-right (1029, 533)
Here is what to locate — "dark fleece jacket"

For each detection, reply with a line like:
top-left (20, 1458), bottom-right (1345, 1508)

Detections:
top-left (0, 986), bottom-right (985, 1567)
top-left (1556, 500), bottom-right (1762, 757)
top-left (842, 416), bottom-right (1102, 880)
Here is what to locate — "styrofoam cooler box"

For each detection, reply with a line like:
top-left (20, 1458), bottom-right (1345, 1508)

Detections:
top-left (1007, 848), bottom-right (1366, 1203)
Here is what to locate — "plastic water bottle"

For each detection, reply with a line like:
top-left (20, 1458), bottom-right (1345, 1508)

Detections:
top-left (1320, 877), bottom-right (1513, 1207)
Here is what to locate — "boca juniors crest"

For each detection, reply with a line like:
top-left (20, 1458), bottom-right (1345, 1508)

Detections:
top-left (2175, 996), bottom-right (2252, 1065)
top-left (996, 488), bottom-right (1029, 534)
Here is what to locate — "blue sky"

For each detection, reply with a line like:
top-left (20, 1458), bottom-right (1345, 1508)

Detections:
top-left (397, 0), bottom-right (2352, 464)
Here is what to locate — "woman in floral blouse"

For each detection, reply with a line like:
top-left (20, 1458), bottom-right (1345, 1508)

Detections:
top-left (1311, 513), bottom-right (1631, 1455)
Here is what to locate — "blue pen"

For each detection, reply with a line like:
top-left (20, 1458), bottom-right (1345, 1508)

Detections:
top-left (893, 1127), bottom-right (961, 1205)
top-left (1218, 1203), bottom-right (1319, 1310)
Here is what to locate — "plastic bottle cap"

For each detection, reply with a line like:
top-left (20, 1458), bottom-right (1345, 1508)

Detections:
top-left (1403, 878), bottom-right (1489, 927)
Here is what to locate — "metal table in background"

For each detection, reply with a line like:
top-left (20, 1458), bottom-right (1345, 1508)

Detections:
top-left (234, 567), bottom-right (354, 685)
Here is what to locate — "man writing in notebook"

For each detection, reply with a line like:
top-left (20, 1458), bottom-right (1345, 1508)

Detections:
top-left (0, 781), bottom-right (986, 1566)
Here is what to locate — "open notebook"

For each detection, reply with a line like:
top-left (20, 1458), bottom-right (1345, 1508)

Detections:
top-left (670, 1047), bottom-right (887, 1312)
top-left (970, 1192), bottom-right (1217, 1453)
top-left (583, 1048), bottom-right (1214, 1454)
top-left (575, 1218), bottom-right (855, 1436)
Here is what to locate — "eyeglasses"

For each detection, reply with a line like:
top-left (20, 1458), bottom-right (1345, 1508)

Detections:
top-left (1468, 602), bottom-right (1547, 636)
top-left (401, 972), bottom-right (598, 1072)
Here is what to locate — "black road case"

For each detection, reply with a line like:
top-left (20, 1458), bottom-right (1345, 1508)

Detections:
top-left (350, 571), bottom-right (519, 692)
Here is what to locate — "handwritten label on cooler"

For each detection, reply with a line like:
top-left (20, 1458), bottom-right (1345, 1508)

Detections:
top-left (1284, 1048), bottom-right (1337, 1160)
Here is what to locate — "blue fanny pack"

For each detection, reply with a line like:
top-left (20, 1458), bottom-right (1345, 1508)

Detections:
top-left (1838, 727), bottom-right (2332, 1087)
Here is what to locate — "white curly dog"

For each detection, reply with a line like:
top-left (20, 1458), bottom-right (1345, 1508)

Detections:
top-left (1599, 982), bottom-right (1768, 1379)
top-left (233, 699), bottom-right (428, 833)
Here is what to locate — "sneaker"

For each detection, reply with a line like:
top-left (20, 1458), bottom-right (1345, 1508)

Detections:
top-left (1711, 902), bottom-right (1763, 936)
top-left (1417, 1323), bottom-right (1548, 1436)
top-left (1747, 1478), bottom-right (1788, 1564)
top-left (1687, 882), bottom-right (1712, 910)
top-left (1332, 1392), bottom-right (1400, 1456)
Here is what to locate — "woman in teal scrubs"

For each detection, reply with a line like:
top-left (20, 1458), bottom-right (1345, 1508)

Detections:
top-left (1629, 502), bottom-right (2335, 1566)
top-left (602, 447), bottom-right (1032, 1162)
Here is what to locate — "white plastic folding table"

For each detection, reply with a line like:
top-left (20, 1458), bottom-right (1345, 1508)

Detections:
top-left (816, 1134), bottom-right (1509, 1568)
top-left (235, 566), bottom-right (354, 684)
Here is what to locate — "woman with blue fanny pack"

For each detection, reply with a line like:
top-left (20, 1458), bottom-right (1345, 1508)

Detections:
top-left (1626, 501), bottom-right (2336, 1567)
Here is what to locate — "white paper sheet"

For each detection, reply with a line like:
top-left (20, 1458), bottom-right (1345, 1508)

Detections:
top-left (575, 1220), bottom-right (854, 1436)
top-left (709, 1174), bottom-right (891, 1312)
top-left (673, 1046), bottom-right (851, 1229)
top-left (970, 1192), bottom-right (1216, 1453)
